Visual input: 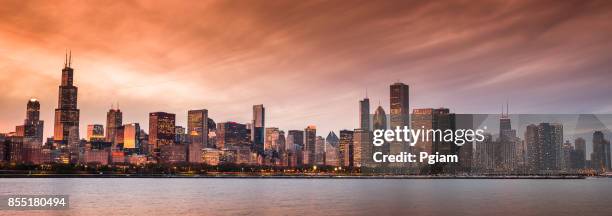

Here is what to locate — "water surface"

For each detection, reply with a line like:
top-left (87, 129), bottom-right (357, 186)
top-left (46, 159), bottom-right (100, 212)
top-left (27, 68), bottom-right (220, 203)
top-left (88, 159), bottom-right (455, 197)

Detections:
top-left (0, 178), bottom-right (611, 215)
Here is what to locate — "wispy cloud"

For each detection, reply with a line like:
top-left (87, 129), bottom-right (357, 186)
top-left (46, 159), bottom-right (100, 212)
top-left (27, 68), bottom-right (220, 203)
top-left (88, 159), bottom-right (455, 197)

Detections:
top-left (0, 0), bottom-right (611, 137)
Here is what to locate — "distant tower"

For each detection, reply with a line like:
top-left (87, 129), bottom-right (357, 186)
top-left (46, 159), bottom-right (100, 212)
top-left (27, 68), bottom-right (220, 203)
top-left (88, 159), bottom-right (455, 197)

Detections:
top-left (359, 90), bottom-right (370, 131)
top-left (389, 82), bottom-right (409, 155)
top-left (252, 104), bottom-right (265, 153)
top-left (106, 104), bottom-right (123, 145)
top-left (188, 109), bottom-right (208, 163)
top-left (304, 125), bottom-right (317, 165)
top-left (339, 130), bottom-right (354, 167)
top-left (23, 98), bottom-right (44, 148)
top-left (498, 101), bottom-right (517, 171)
top-left (591, 131), bottom-right (611, 172)
top-left (53, 50), bottom-right (80, 147)
top-left (373, 106), bottom-right (387, 131)
top-left (372, 106), bottom-right (389, 163)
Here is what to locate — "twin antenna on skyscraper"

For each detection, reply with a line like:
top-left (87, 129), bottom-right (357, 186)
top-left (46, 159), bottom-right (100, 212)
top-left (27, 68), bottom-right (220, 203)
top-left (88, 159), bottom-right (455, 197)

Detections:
top-left (64, 49), bottom-right (72, 68)
top-left (501, 100), bottom-right (510, 118)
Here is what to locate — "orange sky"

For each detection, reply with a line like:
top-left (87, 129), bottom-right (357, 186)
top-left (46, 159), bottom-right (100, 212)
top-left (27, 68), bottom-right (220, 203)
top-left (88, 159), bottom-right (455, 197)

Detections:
top-left (1, 0), bottom-right (612, 137)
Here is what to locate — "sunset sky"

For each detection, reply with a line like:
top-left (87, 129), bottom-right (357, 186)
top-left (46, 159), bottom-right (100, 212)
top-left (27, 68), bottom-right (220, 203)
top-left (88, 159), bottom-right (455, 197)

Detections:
top-left (1, 0), bottom-right (612, 138)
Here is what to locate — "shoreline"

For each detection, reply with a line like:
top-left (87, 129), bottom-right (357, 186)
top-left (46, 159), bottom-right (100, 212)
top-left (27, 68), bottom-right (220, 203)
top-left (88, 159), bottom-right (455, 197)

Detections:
top-left (0, 174), bottom-right (587, 179)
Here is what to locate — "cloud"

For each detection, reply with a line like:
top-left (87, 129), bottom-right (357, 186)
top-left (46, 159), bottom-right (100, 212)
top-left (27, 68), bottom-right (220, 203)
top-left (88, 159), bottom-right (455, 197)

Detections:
top-left (0, 0), bottom-right (611, 138)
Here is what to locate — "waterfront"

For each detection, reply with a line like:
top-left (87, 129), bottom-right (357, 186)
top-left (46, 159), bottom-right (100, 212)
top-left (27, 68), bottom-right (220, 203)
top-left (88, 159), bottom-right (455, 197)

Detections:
top-left (1, 178), bottom-right (612, 215)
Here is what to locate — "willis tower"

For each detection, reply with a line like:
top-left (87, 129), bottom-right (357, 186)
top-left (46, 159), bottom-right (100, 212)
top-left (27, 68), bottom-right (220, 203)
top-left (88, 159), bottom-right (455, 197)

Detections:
top-left (53, 51), bottom-right (80, 149)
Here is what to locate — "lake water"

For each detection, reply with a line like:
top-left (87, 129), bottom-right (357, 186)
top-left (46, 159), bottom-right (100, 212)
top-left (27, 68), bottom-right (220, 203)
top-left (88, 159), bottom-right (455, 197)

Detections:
top-left (1, 178), bottom-right (611, 215)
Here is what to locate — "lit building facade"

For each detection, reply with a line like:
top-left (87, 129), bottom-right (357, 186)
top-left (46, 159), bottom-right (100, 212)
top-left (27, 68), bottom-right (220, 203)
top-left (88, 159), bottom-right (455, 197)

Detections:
top-left (148, 112), bottom-right (176, 150)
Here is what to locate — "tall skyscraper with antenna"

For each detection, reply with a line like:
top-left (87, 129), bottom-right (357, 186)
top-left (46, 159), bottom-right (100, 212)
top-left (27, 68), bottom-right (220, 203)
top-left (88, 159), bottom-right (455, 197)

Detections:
top-left (53, 51), bottom-right (80, 148)
top-left (359, 89), bottom-right (370, 131)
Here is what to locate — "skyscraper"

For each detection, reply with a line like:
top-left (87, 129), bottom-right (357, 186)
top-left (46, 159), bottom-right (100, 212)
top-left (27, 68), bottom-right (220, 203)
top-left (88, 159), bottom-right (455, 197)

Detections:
top-left (359, 96), bottom-right (370, 131)
top-left (304, 125), bottom-right (316, 165)
top-left (591, 131), bottom-right (611, 172)
top-left (315, 136), bottom-right (325, 165)
top-left (252, 105), bottom-right (265, 153)
top-left (106, 107), bottom-right (122, 144)
top-left (339, 130), bottom-right (354, 167)
top-left (353, 128), bottom-right (369, 168)
top-left (525, 123), bottom-right (563, 173)
top-left (123, 123), bottom-right (140, 152)
top-left (287, 130), bottom-right (304, 166)
top-left (188, 109), bottom-right (209, 148)
top-left (216, 122), bottom-right (249, 149)
top-left (148, 112), bottom-right (176, 151)
top-left (53, 51), bottom-right (79, 147)
top-left (23, 99), bottom-right (44, 148)
top-left (389, 82), bottom-right (409, 155)
top-left (573, 137), bottom-right (586, 169)
top-left (188, 109), bottom-right (208, 163)
top-left (498, 106), bottom-right (518, 171)
top-left (373, 106), bottom-right (387, 131)
top-left (372, 106), bottom-right (389, 163)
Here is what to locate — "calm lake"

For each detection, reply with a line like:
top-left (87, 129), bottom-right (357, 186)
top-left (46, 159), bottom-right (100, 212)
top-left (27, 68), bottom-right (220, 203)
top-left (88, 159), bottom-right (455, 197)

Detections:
top-left (1, 178), bottom-right (612, 215)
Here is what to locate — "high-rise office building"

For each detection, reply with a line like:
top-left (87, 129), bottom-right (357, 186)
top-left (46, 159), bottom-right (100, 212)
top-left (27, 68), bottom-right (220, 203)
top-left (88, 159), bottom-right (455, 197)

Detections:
top-left (123, 123), bottom-right (140, 150)
top-left (339, 130), bottom-right (354, 167)
top-left (359, 96), bottom-right (370, 131)
top-left (498, 107), bottom-right (518, 171)
top-left (216, 122), bottom-right (249, 149)
top-left (573, 137), bottom-right (586, 169)
top-left (315, 136), bottom-right (325, 165)
top-left (591, 131), bottom-right (611, 172)
top-left (561, 140), bottom-right (573, 171)
top-left (14, 99), bottom-right (46, 164)
top-left (22, 99), bottom-right (44, 148)
top-left (304, 125), bottom-right (316, 165)
top-left (106, 107), bottom-right (122, 144)
top-left (188, 109), bottom-right (208, 163)
top-left (389, 82), bottom-right (409, 155)
top-left (53, 52), bottom-right (79, 147)
top-left (353, 128), bottom-right (370, 168)
top-left (148, 112), bottom-right (176, 150)
top-left (372, 106), bottom-right (389, 162)
top-left (525, 123), bottom-right (563, 173)
top-left (373, 106), bottom-right (387, 131)
top-left (324, 140), bottom-right (339, 166)
top-left (252, 105), bottom-right (265, 152)
top-left (287, 130), bottom-right (304, 166)
top-left (87, 124), bottom-right (105, 142)
top-left (188, 109), bottom-right (209, 147)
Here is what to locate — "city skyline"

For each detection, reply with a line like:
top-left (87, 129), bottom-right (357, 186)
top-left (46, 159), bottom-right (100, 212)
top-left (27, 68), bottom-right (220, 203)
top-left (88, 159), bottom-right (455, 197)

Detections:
top-left (2, 0), bottom-right (612, 138)
top-left (2, 50), bottom-right (612, 173)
